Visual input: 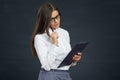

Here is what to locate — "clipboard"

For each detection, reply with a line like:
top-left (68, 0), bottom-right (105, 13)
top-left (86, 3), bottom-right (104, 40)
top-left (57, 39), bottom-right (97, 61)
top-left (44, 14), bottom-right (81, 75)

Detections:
top-left (58, 41), bottom-right (89, 68)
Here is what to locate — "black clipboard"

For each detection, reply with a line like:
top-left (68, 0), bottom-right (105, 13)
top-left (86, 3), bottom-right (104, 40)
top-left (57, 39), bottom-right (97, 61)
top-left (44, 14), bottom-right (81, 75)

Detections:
top-left (58, 41), bottom-right (89, 68)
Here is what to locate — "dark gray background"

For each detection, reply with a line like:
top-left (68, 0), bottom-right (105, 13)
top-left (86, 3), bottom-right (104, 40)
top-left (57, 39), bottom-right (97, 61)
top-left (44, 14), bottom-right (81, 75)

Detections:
top-left (0, 0), bottom-right (120, 80)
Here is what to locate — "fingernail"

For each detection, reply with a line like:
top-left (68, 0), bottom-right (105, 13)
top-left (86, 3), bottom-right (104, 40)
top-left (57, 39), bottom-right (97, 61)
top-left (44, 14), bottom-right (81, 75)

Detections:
top-left (78, 52), bottom-right (81, 54)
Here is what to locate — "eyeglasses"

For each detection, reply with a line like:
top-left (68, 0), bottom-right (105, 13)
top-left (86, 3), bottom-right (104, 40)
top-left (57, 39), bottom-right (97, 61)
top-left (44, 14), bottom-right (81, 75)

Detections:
top-left (50, 14), bottom-right (60, 23)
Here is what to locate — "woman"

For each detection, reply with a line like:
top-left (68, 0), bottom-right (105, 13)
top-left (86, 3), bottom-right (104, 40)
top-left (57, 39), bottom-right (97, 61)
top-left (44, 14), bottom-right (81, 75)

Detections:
top-left (30, 2), bottom-right (82, 80)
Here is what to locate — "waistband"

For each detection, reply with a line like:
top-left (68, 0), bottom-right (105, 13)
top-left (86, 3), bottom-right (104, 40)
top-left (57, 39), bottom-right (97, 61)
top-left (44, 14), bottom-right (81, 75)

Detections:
top-left (41, 68), bottom-right (69, 72)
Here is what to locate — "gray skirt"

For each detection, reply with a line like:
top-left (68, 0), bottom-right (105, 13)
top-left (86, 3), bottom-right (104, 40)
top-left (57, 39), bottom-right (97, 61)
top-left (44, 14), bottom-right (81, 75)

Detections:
top-left (38, 69), bottom-right (72, 80)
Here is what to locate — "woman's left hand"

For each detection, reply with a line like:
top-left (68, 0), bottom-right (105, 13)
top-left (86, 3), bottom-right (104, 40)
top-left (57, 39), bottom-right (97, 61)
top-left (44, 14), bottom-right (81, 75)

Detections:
top-left (72, 52), bottom-right (82, 63)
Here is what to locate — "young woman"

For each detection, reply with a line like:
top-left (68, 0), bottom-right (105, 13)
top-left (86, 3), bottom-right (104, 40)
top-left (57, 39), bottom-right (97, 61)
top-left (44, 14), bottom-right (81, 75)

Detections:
top-left (31, 2), bottom-right (82, 80)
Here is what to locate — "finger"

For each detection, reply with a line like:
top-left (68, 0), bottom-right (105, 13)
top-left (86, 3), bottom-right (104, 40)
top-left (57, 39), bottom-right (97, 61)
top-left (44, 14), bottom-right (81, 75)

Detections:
top-left (76, 55), bottom-right (82, 58)
top-left (73, 55), bottom-right (80, 59)
top-left (74, 56), bottom-right (82, 61)
top-left (74, 55), bottom-right (78, 57)
top-left (72, 56), bottom-right (75, 60)
top-left (73, 56), bottom-right (79, 59)
top-left (74, 58), bottom-right (80, 61)
top-left (73, 55), bottom-right (78, 59)
top-left (78, 52), bottom-right (82, 56)
top-left (76, 56), bottom-right (80, 58)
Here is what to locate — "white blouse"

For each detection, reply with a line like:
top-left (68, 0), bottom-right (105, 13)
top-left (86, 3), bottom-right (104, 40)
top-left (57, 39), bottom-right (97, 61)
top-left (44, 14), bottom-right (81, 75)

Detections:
top-left (34, 27), bottom-right (76, 71)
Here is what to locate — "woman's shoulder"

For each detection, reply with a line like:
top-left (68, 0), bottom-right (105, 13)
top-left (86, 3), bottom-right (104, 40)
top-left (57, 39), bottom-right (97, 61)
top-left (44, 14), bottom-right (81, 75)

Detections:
top-left (34, 33), bottom-right (45, 40)
top-left (35, 33), bottom-right (43, 37)
top-left (34, 34), bottom-right (42, 40)
top-left (34, 33), bottom-right (49, 41)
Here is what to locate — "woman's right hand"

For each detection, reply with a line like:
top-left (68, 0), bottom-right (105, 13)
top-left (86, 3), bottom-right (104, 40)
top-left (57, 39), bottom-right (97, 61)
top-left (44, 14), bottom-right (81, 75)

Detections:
top-left (50, 32), bottom-right (58, 46)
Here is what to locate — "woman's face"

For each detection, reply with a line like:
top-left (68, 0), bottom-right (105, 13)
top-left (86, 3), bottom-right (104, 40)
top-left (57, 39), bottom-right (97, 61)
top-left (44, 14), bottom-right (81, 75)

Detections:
top-left (50, 10), bottom-right (60, 30)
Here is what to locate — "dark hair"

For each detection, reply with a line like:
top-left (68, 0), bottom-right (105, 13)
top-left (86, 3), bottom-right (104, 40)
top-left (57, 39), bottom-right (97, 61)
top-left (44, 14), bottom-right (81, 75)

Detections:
top-left (30, 2), bottom-right (60, 56)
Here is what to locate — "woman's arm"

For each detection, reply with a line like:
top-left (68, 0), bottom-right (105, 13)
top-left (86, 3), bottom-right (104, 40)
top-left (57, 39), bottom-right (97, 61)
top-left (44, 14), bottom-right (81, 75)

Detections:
top-left (34, 35), bottom-right (60, 71)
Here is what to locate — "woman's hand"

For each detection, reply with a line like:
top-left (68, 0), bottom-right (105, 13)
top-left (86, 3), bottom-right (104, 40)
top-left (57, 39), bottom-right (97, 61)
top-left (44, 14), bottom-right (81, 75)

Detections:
top-left (50, 31), bottom-right (59, 46)
top-left (72, 52), bottom-right (82, 63)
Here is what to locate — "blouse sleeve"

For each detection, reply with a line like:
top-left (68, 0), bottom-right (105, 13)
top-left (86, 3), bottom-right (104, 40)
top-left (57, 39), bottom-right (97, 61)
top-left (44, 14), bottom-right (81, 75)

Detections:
top-left (34, 35), bottom-right (61, 71)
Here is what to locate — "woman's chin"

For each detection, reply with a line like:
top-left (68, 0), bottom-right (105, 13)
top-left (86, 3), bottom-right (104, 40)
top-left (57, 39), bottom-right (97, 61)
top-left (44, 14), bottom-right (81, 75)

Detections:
top-left (54, 26), bottom-right (60, 29)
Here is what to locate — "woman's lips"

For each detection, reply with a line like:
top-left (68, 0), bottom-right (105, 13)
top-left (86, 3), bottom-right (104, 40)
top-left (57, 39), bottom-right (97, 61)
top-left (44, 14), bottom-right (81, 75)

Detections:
top-left (54, 23), bottom-right (59, 27)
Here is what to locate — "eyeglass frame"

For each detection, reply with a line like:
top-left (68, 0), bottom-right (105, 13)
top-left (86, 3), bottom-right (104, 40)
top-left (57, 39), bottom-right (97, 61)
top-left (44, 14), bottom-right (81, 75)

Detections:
top-left (50, 14), bottom-right (60, 23)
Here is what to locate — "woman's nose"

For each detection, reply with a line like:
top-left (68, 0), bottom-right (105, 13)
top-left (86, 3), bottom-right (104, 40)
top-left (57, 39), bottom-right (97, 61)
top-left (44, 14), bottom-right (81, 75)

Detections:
top-left (54, 18), bottom-right (58, 23)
